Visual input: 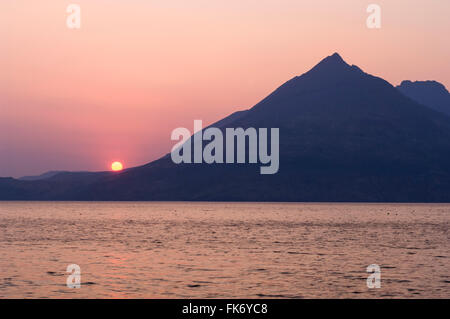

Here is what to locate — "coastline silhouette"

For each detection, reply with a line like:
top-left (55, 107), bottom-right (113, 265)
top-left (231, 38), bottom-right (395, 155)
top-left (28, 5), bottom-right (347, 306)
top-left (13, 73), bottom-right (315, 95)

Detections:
top-left (1, 53), bottom-right (450, 202)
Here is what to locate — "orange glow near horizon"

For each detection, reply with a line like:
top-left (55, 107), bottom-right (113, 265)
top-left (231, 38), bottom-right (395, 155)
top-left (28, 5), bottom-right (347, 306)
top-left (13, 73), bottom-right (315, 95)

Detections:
top-left (111, 162), bottom-right (124, 172)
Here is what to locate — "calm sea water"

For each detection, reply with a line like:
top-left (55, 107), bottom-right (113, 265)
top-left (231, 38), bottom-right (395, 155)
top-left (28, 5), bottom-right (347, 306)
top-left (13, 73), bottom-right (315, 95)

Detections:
top-left (0, 202), bottom-right (448, 298)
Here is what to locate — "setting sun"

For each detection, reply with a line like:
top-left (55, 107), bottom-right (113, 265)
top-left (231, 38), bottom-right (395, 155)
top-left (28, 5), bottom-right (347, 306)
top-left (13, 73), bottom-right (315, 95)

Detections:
top-left (111, 161), bottom-right (123, 172)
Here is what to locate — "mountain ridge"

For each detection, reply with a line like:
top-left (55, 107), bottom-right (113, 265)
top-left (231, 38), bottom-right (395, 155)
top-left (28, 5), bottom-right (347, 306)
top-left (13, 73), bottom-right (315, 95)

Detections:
top-left (396, 80), bottom-right (450, 116)
top-left (2, 53), bottom-right (450, 202)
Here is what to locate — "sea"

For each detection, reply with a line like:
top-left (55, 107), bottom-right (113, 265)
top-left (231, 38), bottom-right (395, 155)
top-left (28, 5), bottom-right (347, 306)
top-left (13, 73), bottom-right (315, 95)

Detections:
top-left (0, 202), bottom-right (448, 298)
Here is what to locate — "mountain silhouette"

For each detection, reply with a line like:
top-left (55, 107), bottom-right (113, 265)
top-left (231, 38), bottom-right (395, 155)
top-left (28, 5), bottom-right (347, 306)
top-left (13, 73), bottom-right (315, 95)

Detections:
top-left (2, 53), bottom-right (450, 201)
top-left (19, 171), bottom-right (65, 181)
top-left (396, 80), bottom-right (450, 116)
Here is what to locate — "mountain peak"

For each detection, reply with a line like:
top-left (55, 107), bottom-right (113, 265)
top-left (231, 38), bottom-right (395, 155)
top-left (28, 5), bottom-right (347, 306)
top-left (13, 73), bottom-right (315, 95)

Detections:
top-left (318, 52), bottom-right (347, 65)
top-left (307, 52), bottom-right (354, 76)
top-left (294, 52), bottom-right (366, 83)
top-left (399, 80), bottom-right (448, 93)
top-left (329, 52), bottom-right (344, 61)
top-left (397, 80), bottom-right (450, 115)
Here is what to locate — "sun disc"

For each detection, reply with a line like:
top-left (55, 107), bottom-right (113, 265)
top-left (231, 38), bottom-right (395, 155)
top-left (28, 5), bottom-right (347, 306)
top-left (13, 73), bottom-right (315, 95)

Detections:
top-left (111, 161), bottom-right (123, 171)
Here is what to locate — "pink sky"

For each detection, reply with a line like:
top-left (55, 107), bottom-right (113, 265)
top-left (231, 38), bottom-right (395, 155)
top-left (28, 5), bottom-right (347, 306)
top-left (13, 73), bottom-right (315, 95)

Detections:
top-left (1, 0), bottom-right (449, 177)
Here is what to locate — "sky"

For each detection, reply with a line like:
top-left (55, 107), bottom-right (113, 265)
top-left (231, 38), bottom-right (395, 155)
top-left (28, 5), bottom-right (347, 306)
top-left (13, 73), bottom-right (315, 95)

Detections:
top-left (1, 0), bottom-right (449, 177)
